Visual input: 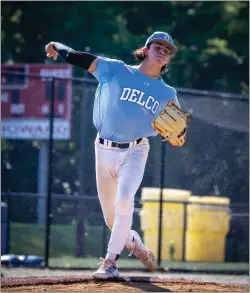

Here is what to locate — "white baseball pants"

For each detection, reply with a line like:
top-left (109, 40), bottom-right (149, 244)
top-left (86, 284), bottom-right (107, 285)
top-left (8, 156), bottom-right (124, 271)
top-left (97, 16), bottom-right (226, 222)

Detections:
top-left (95, 136), bottom-right (150, 257)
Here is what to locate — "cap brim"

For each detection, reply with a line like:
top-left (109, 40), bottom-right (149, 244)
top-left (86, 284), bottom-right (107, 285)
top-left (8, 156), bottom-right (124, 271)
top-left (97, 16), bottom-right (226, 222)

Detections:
top-left (149, 39), bottom-right (178, 54)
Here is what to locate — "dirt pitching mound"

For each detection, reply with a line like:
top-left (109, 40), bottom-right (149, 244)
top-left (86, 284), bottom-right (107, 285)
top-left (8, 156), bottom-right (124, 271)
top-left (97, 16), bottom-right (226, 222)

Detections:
top-left (1, 275), bottom-right (248, 292)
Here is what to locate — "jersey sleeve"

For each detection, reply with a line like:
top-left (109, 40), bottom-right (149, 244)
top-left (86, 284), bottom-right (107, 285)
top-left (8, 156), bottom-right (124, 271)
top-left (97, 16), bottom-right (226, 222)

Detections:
top-left (167, 88), bottom-right (181, 107)
top-left (91, 57), bottom-right (124, 83)
top-left (172, 89), bottom-right (181, 108)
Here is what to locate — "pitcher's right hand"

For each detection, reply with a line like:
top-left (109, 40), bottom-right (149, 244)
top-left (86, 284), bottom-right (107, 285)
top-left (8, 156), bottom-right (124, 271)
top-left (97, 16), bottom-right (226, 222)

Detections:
top-left (45, 42), bottom-right (58, 60)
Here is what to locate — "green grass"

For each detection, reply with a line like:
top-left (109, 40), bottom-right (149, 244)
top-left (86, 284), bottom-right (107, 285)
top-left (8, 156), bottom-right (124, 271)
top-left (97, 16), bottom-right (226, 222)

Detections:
top-left (11, 223), bottom-right (46, 255)
top-left (10, 222), bottom-right (249, 271)
top-left (10, 222), bottom-right (105, 257)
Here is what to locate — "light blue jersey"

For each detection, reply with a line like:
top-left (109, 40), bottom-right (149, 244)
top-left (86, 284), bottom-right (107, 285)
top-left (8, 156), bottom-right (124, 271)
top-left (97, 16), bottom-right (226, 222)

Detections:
top-left (91, 57), bottom-right (180, 142)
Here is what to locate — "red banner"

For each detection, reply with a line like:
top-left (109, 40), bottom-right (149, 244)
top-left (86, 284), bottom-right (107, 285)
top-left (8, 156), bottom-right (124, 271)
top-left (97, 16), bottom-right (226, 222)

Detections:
top-left (1, 64), bottom-right (73, 140)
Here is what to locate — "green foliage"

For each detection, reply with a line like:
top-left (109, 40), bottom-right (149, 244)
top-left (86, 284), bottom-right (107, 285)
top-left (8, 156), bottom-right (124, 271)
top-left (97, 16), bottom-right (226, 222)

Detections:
top-left (1, 140), bottom-right (39, 193)
top-left (1, 1), bottom-right (248, 93)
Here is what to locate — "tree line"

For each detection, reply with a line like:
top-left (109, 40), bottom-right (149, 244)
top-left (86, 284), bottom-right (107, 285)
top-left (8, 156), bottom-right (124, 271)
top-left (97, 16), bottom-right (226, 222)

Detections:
top-left (2, 1), bottom-right (249, 93)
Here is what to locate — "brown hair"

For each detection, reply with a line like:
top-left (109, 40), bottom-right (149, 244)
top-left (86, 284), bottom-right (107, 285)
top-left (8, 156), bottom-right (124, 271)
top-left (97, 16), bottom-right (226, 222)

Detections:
top-left (132, 43), bottom-right (168, 74)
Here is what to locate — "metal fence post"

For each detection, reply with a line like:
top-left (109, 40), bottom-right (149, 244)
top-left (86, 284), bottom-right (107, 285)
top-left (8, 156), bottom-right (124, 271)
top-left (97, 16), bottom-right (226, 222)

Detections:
top-left (75, 198), bottom-right (85, 257)
top-left (157, 142), bottom-right (166, 267)
top-left (6, 196), bottom-right (11, 254)
top-left (45, 77), bottom-right (55, 267)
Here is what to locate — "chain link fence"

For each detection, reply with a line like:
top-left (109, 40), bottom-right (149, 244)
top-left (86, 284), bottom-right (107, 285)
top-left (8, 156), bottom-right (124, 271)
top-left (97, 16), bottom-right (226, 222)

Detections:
top-left (1, 71), bottom-right (249, 270)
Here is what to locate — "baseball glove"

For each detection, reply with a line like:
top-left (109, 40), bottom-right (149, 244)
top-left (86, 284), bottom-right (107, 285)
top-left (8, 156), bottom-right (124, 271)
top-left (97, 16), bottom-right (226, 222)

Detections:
top-left (152, 101), bottom-right (191, 147)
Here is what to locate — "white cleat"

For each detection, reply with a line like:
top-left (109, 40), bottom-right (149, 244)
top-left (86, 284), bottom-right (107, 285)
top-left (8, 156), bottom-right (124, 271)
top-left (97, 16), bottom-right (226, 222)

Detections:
top-left (127, 230), bottom-right (158, 271)
top-left (92, 258), bottom-right (120, 279)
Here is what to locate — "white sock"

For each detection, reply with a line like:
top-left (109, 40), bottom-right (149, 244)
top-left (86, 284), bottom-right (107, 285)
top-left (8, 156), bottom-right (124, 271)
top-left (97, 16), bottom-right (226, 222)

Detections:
top-left (107, 213), bottom-right (133, 256)
top-left (105, 251), bottom-right (118, 261)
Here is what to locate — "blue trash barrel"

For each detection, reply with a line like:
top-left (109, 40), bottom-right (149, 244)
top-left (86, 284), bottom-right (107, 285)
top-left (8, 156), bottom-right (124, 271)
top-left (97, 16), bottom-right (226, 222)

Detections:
top-left (1, 202), bottom-right (8, 255)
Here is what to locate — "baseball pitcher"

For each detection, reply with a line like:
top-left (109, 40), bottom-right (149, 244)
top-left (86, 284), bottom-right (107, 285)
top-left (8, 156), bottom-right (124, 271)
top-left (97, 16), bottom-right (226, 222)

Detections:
top-left (45, 31), bottom-right (189, 279)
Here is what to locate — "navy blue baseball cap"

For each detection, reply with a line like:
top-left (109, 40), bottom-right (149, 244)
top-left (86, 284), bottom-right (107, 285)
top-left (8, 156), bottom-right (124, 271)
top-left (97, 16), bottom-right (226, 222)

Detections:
top-left (145, 31), bottom-right (177, 54)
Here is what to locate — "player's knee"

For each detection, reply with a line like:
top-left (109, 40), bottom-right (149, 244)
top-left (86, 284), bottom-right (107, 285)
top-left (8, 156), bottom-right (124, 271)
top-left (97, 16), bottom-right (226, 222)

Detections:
top-left (115, 197), bottom-right (134, 215)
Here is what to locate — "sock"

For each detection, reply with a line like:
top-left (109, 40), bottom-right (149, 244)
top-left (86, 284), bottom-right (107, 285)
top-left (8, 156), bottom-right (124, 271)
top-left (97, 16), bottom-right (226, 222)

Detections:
top-left (106, 252), bottom-right (119, 261)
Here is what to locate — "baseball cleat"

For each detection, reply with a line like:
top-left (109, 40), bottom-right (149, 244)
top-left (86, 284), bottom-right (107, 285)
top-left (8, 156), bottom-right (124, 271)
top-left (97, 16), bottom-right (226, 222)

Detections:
top-left (127, 230), bottom-right (158, 271)
top-left (92, 258), bottom-right (120, 279)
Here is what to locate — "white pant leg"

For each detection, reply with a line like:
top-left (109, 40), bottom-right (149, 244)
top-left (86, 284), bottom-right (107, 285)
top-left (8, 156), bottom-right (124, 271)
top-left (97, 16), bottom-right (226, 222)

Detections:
top-left (107, 140), bottom-right (150, 255)
top-left (95, 141), bottom-right (117, 229)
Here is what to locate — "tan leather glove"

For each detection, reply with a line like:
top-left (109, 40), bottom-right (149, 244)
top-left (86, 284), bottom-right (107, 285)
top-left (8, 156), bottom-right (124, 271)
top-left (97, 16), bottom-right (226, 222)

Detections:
top-left (152, 101), bottom-right (191, 147)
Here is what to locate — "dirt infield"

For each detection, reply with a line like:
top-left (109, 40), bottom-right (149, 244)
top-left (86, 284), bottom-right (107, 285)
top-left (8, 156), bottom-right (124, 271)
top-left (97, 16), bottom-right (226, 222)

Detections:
top-left (1, 276), bottom-right (249, 292)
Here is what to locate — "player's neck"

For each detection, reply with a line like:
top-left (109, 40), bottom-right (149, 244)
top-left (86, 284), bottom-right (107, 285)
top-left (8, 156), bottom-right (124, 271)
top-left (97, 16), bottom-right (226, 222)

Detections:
top-left (137, 61), bottom-right (161, 79)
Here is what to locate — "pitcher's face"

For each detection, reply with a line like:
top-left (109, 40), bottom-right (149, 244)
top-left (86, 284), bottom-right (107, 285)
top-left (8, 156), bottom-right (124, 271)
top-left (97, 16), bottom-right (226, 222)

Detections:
top-left (145, 41), bottom-right (171, 67)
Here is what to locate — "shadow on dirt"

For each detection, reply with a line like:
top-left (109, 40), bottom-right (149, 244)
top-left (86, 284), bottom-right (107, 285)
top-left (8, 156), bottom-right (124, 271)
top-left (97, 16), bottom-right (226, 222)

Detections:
top-left (125, 281), bottom-right (172, 292)
top-left (92, 278), bottom-right (173, 292)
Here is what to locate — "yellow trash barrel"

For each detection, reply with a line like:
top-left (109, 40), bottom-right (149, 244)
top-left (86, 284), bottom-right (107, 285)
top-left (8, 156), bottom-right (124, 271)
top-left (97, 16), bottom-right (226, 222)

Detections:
top-left (140, 187), bottom-right (191, 260)
top-left (185, 196), bottom-right (231, 262)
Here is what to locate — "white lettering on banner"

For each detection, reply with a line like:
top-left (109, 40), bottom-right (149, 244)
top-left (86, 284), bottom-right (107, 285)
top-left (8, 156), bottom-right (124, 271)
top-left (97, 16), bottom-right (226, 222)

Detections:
top-left (1, 92), bottom-right (9, 103)
top-left (1, 120), bottom-right (70, 140)
top-left (58, 103), bottom-right (64, 114)
top-left (41, 104), bottom-right (49, 114)
top-left (10, 104), bottom-right (25, 114)
top-left (119, 87), bottom-right (160, 114)
top-left (40, 68), bottom-right (71, 80)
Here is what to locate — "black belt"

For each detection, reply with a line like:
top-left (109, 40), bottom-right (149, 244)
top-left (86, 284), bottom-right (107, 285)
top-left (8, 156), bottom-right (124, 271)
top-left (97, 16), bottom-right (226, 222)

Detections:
top-left (99, 137), bottom-right (142, 149)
